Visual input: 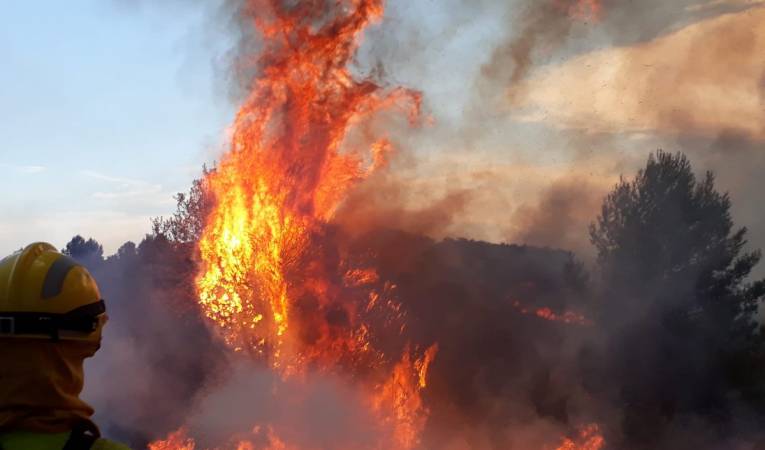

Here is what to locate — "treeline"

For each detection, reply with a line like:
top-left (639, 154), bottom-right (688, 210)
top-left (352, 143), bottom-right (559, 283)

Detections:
top-left (65, 151), bottom-right (765, 449)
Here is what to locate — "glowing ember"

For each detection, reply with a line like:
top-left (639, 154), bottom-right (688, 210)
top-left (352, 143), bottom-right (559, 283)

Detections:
top-left (553, 424), bottom-right (605, 450)
top-left (557, 0), bottom-right (603, 21)
top-left (148, 428), bottom-right (195, 450)
top-left (344, 268), bottom-right (380, 287)
top-left (534, 307), bottom-right (592, 325)
top-left (512, 300), bottom-right (593, 325)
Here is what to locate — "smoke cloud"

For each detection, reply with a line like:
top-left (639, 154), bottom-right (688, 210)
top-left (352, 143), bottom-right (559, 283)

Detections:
top-left (506, 6), bottom-right (765, 139)
top-left (75, 1), bottom-right (765, 449)
top-left (80, 239), bottom-right (228, 447)
top-left (182, 361), bottom-right (388, 449)
top-left (511, 176), bottom-right (606, 258)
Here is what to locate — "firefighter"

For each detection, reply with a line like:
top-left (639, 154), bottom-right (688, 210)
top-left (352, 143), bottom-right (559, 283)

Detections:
top-left (0, 242), bottom-right (130, 449)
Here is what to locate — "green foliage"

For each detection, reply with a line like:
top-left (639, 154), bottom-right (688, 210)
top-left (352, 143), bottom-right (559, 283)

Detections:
top-left (62, 235), bottom-right (104, 268)
top-left (589, 150), bottom-right (765, 444)
top-left (591, 150), bottom-right (764, 336)
top-left (151, 165), bottom-right (215, 244)
top-left (114, 241), bottom-right (137, 261)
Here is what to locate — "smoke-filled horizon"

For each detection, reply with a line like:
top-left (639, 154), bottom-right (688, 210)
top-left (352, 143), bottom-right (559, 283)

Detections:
top-left (3, 0), bottom-right (764, 270)
top-left (75, 145), bottom-right (765, 449)
top-left (3, 0), bottom-right (765, 449)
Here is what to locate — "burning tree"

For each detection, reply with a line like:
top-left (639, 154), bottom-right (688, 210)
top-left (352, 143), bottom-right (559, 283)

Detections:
top-left (153, 0), bottom-right (438, 448)
top-left (84, 149), bottom-right (765, 449)
top-left (132, 0), bottom-right (609, 447)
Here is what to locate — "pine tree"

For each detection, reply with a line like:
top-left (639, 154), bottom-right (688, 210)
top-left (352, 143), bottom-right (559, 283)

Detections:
top-left (589, 150), bottom-right (765, 444)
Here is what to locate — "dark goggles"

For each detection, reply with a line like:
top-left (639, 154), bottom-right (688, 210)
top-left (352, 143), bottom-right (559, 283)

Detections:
top-left (0, 300), bottom-right (106, 340)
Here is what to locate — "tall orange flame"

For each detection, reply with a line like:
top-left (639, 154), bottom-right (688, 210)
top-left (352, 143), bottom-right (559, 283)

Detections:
top-left (149, 0), bottom-right (607, 448)
top-left (189, 0), bottom-right (432, 448)
top-left (196, 0), bottom-right (420, 368)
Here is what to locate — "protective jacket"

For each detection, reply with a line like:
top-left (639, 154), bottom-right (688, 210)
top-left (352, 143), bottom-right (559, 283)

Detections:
top-left (0, 243), bottom-right (130, 450)
top-left (0, 430), bottom-right (130, 450)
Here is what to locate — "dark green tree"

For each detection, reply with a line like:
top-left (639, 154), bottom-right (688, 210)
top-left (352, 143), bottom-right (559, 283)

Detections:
top-left (62, 235), bottom-right (104, 269)
top-left (108, 241), bottom-right (138, 263)
top-left (589, 150), bottom-right (765, 445)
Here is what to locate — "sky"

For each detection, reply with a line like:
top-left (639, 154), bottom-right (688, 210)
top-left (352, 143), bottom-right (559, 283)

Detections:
top-left (0, 0), bottom-right (233, 255)
top-left (1, 0), bottom-right (764, 265)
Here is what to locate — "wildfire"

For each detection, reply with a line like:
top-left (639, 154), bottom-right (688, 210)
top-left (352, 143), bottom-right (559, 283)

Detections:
top-left (512, 300), bottom-right (593, 326)
top-left (183, 0), bottom-right (433, 448)
top-left (553, 424), bottom-right (605, 450)
top-left (147, 0), bottom-right (607, 447)
top-left (195, 0), bottom-right (421, 368)
top-left (148, 428), bottom-right (195, 450)
top-left (372, 345), bottom-right (439, 449)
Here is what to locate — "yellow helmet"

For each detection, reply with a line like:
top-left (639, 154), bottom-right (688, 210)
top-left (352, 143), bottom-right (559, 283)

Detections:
top-left (0, 242), bottom-right (107, 342)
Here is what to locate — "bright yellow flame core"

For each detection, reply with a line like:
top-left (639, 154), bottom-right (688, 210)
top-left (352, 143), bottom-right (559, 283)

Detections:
top-left (197, 174), bottom-right (296, 353)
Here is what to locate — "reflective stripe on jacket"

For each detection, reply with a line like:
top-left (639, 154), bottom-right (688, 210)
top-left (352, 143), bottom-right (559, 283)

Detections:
top-left (0, 431), bottom-right (131, 450)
